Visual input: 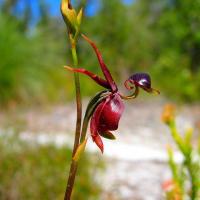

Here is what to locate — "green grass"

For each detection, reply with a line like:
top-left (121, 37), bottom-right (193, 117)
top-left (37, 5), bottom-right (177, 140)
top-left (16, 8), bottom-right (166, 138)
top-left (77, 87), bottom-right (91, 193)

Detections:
top-left (0, 14), bottom-right (70, 107)
top-left (0, 133), bottom-right (104, 200)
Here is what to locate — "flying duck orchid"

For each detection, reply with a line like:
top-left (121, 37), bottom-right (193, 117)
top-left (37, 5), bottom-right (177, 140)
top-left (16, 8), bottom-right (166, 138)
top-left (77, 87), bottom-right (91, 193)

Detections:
top-left (65, 34), bottom-right (159, 153)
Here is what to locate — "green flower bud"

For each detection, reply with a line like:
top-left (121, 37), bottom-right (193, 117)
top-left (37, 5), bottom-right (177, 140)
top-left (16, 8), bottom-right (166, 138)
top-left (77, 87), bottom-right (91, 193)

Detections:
top-left (77, 8), bottom-right (83, 27)
top-left (60, 0), bottom-right (82, 36)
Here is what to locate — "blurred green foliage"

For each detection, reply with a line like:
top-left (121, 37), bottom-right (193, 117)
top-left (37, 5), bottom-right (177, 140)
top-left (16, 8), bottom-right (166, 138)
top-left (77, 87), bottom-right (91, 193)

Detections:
top-left (0, 134), bottom-right (103, 200)
top-left (165, 127), bottom-right (200, 199)
top-left (1, 0), bottom-right (200, 106)
top-left (162, 105), bottom-right (200, 199)
top-left (0, 1), bottom-right (71, 107)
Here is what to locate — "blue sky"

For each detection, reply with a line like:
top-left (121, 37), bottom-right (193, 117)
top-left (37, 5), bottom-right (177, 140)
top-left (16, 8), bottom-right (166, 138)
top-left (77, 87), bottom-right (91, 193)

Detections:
top-left (45, 0), bottom-right (134, 16)
top-left (11, 0), bottom-right (134, 26)
top-left (13, 0), bottom-right (134, 17)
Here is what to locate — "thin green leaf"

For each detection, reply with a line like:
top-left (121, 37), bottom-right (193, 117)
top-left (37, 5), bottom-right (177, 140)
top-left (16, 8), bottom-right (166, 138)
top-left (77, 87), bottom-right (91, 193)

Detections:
top-left (80, 90), bottom-right (110, 142)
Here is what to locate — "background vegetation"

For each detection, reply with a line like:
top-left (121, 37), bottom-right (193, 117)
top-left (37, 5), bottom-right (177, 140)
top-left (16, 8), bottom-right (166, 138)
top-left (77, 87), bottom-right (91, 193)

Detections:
top-left (162, 105), bottom-right (200, 199)
top-left (0, 133), bottom-right (103, 200)
top-left (1, 0), bottom-right (200, 106)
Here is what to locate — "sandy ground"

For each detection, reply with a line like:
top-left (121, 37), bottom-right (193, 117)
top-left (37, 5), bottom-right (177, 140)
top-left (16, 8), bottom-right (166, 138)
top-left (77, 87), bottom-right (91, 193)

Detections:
top-left (1, 97), bottom-right (200, 199)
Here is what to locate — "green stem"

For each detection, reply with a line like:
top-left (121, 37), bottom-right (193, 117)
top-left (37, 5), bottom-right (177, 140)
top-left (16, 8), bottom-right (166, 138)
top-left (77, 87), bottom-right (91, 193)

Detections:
top-left (169, 122), bottom-right (198, 199)
top-left (72, 44), bottom-right (82, 155)
top-left (72, 45), bottom-right (78, 66)
top-left (73, 73), bottom-right (82, 155)
top-left (64, 40), bottom-right (82, 200)
top-left (186, 159), bottom-right (197, 200)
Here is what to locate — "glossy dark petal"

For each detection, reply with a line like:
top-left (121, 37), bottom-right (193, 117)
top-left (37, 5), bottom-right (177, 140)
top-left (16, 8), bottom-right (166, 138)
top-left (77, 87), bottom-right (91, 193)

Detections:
top-left (90, 93), bottom-right (124, 153)
top-left (98, 94), bottom-right (124, 131)
top-left (129, 73), bottom-right (152, 89)
top-left (126, 73), bottom-right (160, 94)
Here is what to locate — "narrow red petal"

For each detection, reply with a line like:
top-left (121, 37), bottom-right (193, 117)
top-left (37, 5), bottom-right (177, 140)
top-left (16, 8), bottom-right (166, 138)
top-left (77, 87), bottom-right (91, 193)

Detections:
top-left (82, 34), bottom-right (118, 92)
top-left (90, 113), bottom-right (104, 153)
top-left (93, 134), bottom-right (104, 153)
top-left (64, 66), bottom-right (111, 89)
top-left (90, 100), bottom-right (109, 153)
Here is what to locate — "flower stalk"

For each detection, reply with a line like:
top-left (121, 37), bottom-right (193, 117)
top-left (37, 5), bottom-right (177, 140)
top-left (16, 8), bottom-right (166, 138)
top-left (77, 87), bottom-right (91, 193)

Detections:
top-left (64, 42), bottom-right (81, 200)
top-left (71, 47), bottom-right (81, 156)
top-left (61, 1), bottom-right (84, 199)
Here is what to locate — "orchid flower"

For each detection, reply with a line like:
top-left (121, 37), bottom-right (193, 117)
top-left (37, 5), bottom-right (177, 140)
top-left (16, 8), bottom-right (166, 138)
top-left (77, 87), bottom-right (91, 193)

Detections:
top-left (65, 34), bottom-right (159, 153)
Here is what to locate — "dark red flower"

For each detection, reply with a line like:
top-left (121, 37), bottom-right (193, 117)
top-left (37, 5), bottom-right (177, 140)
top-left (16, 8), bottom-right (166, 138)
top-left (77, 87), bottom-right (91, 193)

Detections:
top-left (90, 93), bottom-right (124, 153)
top-left (65, 34), bottom-right (159, 153)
